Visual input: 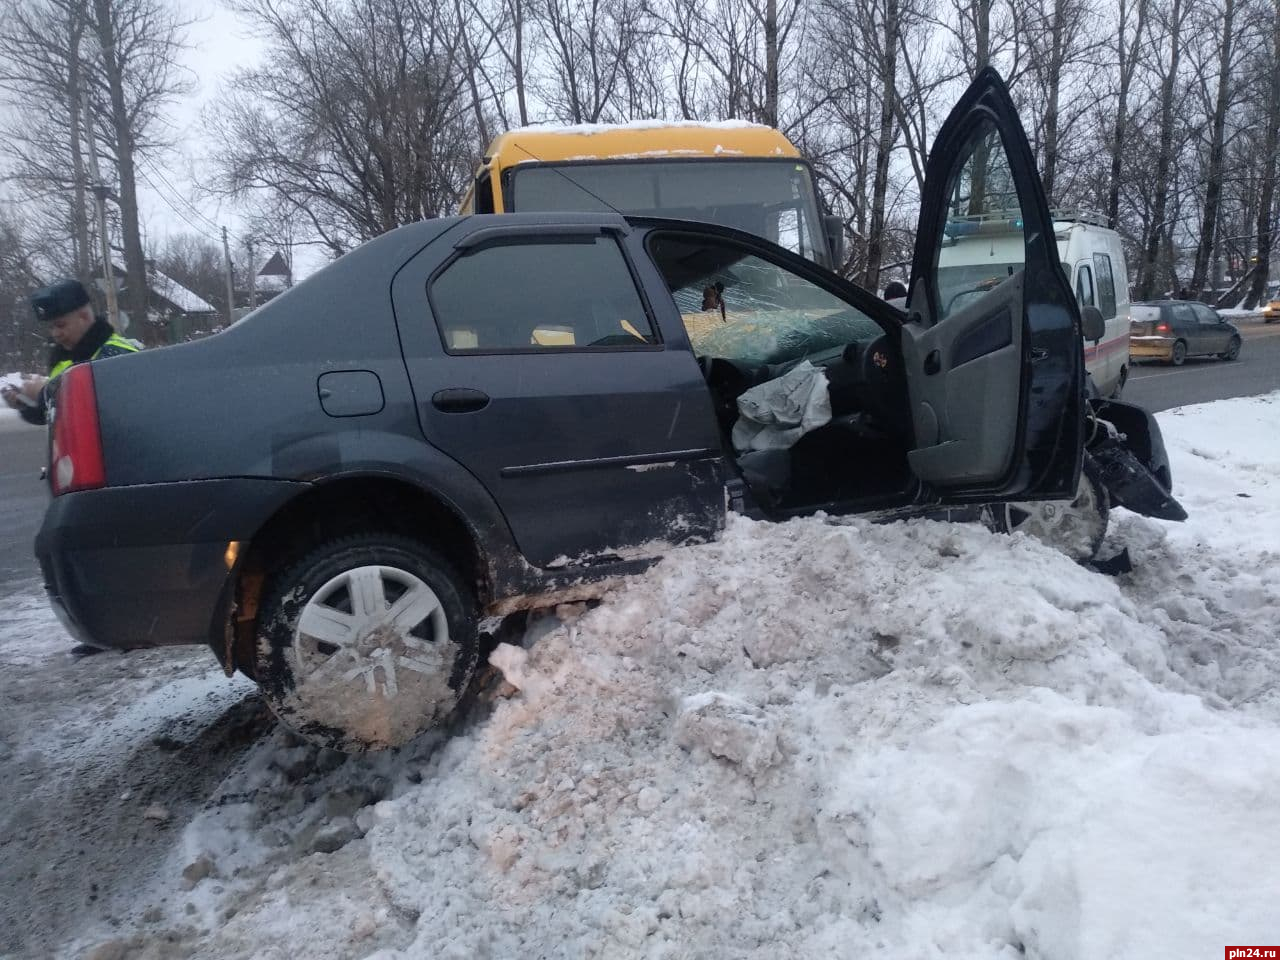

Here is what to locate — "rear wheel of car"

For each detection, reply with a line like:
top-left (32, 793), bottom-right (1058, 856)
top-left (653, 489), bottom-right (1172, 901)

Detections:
top-left (255, 533), bottom-right (479, 752)
top-left (1170, 340), bottom-right (1187, 365)
top-left (1220, 336), bottom-right (1241, 361)
top-left (985, 456), bottom-right (1110, 563)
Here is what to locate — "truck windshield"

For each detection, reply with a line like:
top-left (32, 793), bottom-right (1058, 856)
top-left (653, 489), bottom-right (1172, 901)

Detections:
top-left (507, 160), bottom-right (830, 267)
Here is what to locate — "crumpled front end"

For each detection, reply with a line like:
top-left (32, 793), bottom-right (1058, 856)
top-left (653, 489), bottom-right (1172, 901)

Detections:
top-left (1087, 398), bottom-right (1187, 521)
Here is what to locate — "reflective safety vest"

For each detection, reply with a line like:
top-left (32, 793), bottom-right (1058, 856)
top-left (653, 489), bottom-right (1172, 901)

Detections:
top-left (48, 333), bottom-right (141, 382)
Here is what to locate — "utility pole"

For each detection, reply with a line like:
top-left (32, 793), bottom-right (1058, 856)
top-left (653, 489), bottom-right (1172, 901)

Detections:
top-left (246, 236), bottom-right (257, 314)
top-left (222, 226), bottom-right (236, 327)
top-left (82, 92), bottom-right (120, 329)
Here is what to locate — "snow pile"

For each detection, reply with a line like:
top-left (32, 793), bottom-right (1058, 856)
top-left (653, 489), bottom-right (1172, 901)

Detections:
top-left (84, 393), bottom-right (1280, 959)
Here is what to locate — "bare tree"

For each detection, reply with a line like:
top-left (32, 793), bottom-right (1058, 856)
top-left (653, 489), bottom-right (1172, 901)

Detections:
top-left (1243, 0), bottom-right (1280, 307)
top-left (0, 0), bottom-right (93, 284)
top-left (1105, 0), bottom-right (1149, 228)
top-left (1187, 0), bottom-right (1246, 296)
top-left (1016, 0), bottom-right (1099, 204)
top-left (1136, 0), bottom-right (1194, 300)
top-left (213, 0), bottom-right (481, 256)
top-left (85, 0), bottom-right (191, 344)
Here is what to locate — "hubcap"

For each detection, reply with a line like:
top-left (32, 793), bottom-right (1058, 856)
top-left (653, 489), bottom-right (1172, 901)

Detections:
top-left (293, 565), bottom-right (451, 703)
top-left (999, 471), bottom-right (1106, 562)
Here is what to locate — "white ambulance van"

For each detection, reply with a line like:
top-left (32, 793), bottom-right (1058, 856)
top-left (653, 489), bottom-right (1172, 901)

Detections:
top-left (937, 210), bottom-right (1131, 397)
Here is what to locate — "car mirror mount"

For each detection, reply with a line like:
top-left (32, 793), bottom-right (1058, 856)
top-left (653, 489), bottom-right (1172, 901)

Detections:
top-left (1080, 304), bottom-right (1105, 341)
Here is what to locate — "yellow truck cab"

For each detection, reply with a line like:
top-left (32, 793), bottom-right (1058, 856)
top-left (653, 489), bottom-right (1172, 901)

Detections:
top-left (460, 121), bottom-right (844, 269)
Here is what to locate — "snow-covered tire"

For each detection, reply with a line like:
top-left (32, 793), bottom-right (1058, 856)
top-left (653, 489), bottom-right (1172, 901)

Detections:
top-left (985, 457), bottom-right (1110, 563)
top-left (255, 534), bottom-right (479, 752)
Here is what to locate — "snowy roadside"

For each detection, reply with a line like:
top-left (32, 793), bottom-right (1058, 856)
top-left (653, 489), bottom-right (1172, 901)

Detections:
top-left (32, 392), bottom-right (1280, 960)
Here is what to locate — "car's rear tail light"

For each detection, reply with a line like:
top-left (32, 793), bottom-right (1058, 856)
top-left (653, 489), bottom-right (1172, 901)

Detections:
top-left (1156, 322), bottom-right (1170, 332)
top-left (50, 364), bottom-right (106, 495)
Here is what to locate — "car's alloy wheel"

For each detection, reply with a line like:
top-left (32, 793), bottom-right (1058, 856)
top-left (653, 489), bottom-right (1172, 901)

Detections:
top-left (1170, 340), bottom-right (1187, 365)
top-left (256, 534), bottom-right (479, 752)
top-left (1221, 337), bottom-right (1241, 361)
top-left (985, 457), bottom-right (1110, 562)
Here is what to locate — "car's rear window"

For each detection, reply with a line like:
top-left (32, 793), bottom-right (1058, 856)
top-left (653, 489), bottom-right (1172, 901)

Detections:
top-left (1131, 305), bottom-right (1162, 322)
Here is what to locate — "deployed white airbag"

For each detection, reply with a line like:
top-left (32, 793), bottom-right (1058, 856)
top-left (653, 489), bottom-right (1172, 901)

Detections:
top-left (731, 360), bottom-right (832, 453)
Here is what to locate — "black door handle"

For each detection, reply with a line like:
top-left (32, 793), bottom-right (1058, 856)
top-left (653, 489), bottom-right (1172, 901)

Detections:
top-left (431, 387), bottom-right (490, 413)
top-left (923, 349), bottom-right (942, 375)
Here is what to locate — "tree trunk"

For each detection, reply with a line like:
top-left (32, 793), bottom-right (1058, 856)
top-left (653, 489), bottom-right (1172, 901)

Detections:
top-left (66, 5), bottom-right (91, 285)
top-left (1041, 0), bottom-right (1066, 205)
top-left (1108, 0), bottom-right (1147, 229)
top-left (1190, 0), bottom-right (1236, 298)
top-left (1137, 0), bottom-right (1182, 301)
top-left (93, 0), bottom-right (153, 343)
top-left (864, 0), bottom-right (899, 292)
top-left (513, 0), bottom-right (528, 126)
top-left (1244, 6), bottom-right (1280, 309)
top-left (764, 0), bottom-right (778, 126)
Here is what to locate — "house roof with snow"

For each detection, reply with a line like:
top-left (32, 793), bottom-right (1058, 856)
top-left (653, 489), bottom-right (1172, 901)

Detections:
top-left (99, 262), bottom-right (217, 316)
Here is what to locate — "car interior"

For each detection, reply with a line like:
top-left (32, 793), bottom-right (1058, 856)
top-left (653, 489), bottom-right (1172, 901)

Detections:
top-left (648, 232), bottom-right (917, 515)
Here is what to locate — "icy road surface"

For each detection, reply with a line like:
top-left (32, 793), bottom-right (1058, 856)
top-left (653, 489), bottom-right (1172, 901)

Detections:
top-left (2, 392), bottom-right (1278, 960)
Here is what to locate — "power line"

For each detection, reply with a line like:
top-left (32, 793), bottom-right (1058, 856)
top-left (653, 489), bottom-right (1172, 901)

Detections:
top-left (135, 165), bottom-right (220, 242)
top-left (139, 157), bottom-right (223, 234)
top-left (134, 162), bottom-right (223, 243)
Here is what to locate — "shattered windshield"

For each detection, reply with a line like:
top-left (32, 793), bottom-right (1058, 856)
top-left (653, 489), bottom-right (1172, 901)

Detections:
top-left (649, 233), bottom-right (883, 366)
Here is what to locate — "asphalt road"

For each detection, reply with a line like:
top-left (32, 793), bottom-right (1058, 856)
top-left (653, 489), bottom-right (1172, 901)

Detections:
top-left (0, 415), bottom-right (47, 593)
top-left (1123, 317), bottom-right (1280, 412)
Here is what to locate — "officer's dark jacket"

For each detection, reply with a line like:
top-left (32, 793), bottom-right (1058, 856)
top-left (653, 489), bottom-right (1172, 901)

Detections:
top-left (19, 316), bottom-right (139, 426)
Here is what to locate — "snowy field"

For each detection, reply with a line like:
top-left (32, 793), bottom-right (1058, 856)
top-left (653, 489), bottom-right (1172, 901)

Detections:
top-left (8, 392), bottom-right (1280, 959)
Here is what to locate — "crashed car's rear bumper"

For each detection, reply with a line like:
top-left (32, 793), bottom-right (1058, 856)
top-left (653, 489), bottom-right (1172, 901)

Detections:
top-left (35, 479), bottom-right (303, 650)
top-left (1128, 336), bottom-right (1175, 360)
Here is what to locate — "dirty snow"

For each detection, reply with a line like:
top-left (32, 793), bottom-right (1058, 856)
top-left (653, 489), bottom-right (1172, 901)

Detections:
top-left (19, 391), bottom-right (1280, 959)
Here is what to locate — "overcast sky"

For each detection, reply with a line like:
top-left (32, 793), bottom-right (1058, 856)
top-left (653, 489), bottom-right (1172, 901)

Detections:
top-left (135, 1), bottom-right (268, 264)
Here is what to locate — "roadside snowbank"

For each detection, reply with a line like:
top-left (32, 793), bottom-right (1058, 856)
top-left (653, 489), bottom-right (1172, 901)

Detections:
top-left (87, 393), bottom-right (1280, 960)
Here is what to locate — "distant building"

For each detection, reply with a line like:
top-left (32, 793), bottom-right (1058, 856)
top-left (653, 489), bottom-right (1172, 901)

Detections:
top-left (96, 261), bottom-right (221, 342)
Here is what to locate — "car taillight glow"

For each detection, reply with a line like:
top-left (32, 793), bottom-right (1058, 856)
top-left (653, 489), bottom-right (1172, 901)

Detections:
top-left (49, 364), bottom-right (106, 495)
top-left (1155, 322), bottom-right (1171, 332)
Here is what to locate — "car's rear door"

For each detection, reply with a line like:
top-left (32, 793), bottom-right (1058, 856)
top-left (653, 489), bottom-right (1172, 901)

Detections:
top-left (902, 68), bottom-right (1082, 502)
top-left (391, 221), bottom-right (724, 570)
top-left (1192, 303), bottom-right (1232, 353)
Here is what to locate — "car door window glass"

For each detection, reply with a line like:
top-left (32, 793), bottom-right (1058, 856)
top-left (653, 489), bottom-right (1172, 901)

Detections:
top-left (935, 125), bottom-right (1026, 322)
top-left (1170, 304), bottom-right (1196, 328)
top-left (1194, 305), bottom-right (1221, 326)
top-left (1092, 253), bottom-right (1117, 319)
top-left (430, 237), bottom-right (656, 352)
top-left (1076, 264), bottom-right (1095, 307)
top-left (647, 232), bottom-right (883, 365)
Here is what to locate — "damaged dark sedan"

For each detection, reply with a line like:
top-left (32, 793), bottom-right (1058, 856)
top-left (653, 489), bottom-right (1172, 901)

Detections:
top-left (35, 70), bottom-right (1184, 750)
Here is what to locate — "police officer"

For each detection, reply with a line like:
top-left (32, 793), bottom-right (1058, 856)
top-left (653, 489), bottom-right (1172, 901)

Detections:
top-left (1, 279), bottom-right (139, 425)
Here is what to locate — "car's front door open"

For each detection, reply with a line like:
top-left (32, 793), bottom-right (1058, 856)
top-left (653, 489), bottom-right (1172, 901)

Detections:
top-left (904, 68), bottom-right (1083, 502)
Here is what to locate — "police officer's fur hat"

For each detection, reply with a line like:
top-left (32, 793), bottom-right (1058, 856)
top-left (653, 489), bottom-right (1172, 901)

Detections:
top-left (31, 279), bottom-right (91, 322)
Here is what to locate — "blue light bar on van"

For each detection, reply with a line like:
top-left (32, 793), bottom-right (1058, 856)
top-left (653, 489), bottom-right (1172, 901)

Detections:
top-left (944, 217), bottom-right (1025, 238)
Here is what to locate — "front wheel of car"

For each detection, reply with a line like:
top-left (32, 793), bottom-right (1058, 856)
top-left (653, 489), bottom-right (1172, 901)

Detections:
top-left (984, 457), bottom-right (1110, 563)
top-left (1220, 336), bottom-right (1241, 361)
top-left (255, 534), bottom-right (479, 752)
top-left (1170, 340), bottom-right (1187, 365)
